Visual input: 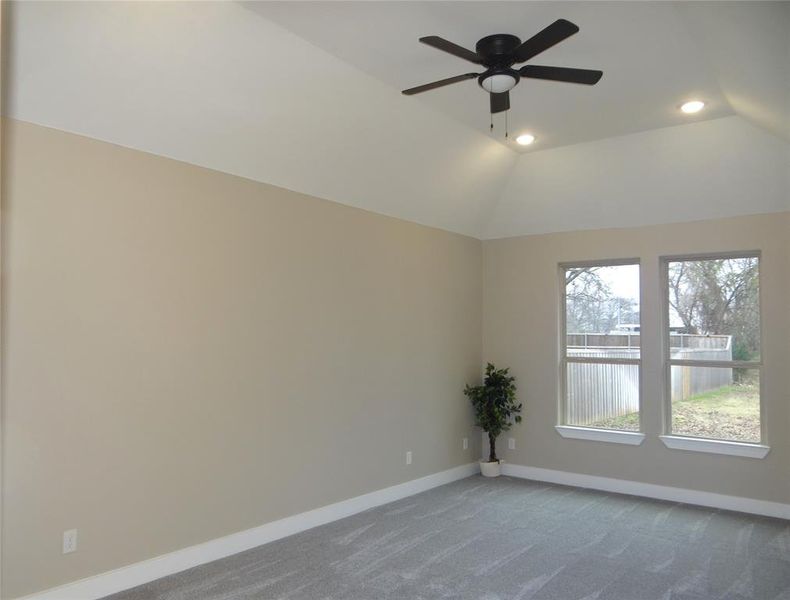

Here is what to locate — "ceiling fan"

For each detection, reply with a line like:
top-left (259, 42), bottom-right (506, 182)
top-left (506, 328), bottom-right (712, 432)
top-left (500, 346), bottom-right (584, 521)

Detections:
top-left (402, 19), bottom-right (602, 115)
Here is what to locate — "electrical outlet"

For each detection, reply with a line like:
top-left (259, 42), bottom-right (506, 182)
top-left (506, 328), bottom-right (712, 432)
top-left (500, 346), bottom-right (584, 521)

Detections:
top-left (508, 438), bottom-right (516, 450)
top-left (406, 451), bottom-right (412, 465)
top-left (63, 529), bottom-right (78, 554)
top-left (463, 437), bottom-right (469, 450)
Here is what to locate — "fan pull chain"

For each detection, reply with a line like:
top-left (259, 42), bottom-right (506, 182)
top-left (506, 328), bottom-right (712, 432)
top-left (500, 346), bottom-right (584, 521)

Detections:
top-left (489, 110), bottom-right (511, 139)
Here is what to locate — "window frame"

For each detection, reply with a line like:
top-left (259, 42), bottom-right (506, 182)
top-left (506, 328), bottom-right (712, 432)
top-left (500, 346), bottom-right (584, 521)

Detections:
top-left (659, 251), bottom-right (766, 448)
top-left (558, 259), bottom-right (644, 443)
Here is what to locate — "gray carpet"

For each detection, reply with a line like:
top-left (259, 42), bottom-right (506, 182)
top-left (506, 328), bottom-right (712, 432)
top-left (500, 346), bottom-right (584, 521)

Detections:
top-left (104, 475), bottom-right (790, 600)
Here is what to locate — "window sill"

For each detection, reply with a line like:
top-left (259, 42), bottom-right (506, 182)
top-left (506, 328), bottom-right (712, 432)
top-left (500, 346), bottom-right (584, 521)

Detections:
top-left (659, 435), bottom-right (770, 459)
top-left (555, 426), bottom-right (645, 446)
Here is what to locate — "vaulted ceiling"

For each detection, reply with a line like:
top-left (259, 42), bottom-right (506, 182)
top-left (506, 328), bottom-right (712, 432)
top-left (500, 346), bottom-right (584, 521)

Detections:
top-left (4, 1), bottom-right (789, 239)
top-left (250, 1), bottom-right (737, 153)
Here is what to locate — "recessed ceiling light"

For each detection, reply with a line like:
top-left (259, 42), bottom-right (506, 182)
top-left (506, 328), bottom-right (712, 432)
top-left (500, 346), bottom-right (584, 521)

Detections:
top-left (516, 134), bottom-right (535, 146)
top-left (680, 100), bottom-right (705, 114)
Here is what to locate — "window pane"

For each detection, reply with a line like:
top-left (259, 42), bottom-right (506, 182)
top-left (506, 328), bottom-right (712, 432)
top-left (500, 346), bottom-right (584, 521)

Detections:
top-left (565, 264), bottom-right (641, 358)
top-left (565, 362), bottom-right (639, 431)
top-left (670, 367), bottom-right (760, 443)
top-left (667, 257), bottom-right (760, 361)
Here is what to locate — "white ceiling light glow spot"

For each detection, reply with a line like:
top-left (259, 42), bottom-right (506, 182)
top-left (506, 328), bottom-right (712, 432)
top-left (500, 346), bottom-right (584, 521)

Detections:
top-left (680, 100), bottom-right (705, 114)
top-left (481, 74), bottom-right (518, 94)
top-left (516, 134), bottom-right (535, 146)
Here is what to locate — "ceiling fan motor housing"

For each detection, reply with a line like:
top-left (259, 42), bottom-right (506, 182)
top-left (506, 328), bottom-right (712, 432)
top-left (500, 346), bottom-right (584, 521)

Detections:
top-left (475, 34), bottom-right (522, 65)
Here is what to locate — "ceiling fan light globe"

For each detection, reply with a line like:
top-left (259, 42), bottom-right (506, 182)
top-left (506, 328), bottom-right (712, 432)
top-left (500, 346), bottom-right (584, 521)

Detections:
top-left (480, 73), bottom-right (518, 94)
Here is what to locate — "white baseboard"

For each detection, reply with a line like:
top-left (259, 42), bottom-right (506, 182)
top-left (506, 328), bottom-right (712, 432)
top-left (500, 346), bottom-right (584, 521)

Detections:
top-left (501, 463), bottom-right (790, 520)
top-left (16, 463), bottom-right (478, 600)
top-left (18, 461), bottom-right (789, 600)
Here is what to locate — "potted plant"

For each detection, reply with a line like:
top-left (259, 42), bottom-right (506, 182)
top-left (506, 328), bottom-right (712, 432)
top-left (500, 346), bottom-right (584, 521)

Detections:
top-left (464, 363), bottom-right (522, 477)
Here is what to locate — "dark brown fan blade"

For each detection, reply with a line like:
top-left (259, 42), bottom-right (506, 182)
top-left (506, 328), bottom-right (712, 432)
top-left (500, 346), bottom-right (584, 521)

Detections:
top-left (490, 91), bottom-right (510, 114)
top-left (519, 65), bottom-right (602, 85)
top-left (402, 73), bottom-right (479, 95)
top-left (419, 36), bottom-right (482, 64)
top-left (513, 19), bottom-right (579, 63)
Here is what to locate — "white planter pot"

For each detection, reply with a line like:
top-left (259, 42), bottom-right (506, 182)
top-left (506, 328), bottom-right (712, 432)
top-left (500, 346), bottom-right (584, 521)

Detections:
top-left (479, 460), bottom-right (501, 477)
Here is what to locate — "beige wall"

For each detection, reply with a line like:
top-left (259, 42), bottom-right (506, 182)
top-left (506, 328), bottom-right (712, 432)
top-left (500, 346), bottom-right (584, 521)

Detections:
top-left (3, 117), bottom-right (789, 599)
top-left (1, 119), bottom-right (482, 598)
top-left (483, 213), bottom-right (790, 504)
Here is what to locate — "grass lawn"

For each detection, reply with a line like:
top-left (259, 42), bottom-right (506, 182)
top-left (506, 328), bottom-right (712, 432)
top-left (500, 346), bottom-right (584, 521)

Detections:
top-left (588, 381), bottom-right (760, 442)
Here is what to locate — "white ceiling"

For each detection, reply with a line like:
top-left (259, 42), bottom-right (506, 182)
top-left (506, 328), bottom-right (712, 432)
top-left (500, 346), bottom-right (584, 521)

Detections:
top-left (3, 0), bottom-right (515, 238)
top-left (4, 1), bottom-right (789, 239)
top-left (249, 1), bottom-right (735, 153)
top-left (484, 116), bottom-right (790, 239)
top-left (675, 2), bottom-right (790, 142)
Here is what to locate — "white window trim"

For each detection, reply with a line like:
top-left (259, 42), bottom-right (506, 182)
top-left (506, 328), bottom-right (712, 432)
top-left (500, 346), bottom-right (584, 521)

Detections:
top-left (660, 252), bottom-right (767, 454)
top-left (659, 435), bottom-right (770, 459)
top-left (556, 426), bottom-right (645, 446)
top-left (558, 259), bottom-right (643, 436)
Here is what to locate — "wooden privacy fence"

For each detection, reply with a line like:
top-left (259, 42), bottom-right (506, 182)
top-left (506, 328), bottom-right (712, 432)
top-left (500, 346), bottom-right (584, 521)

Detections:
top-left (566, 348), bottom-right (640, 424)
top-left (566, 333), bottom-right (731, 350)
top-left (566, 334), bottom-right (732, 425)
top-left (669, 348), bottom-right (733, 401)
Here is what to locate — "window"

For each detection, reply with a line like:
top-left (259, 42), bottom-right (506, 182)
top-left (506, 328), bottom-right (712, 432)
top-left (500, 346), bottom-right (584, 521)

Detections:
top-left (560, 262), bottom-right (641, 435)
top-left (663, 254), bottom-right (762, 444)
